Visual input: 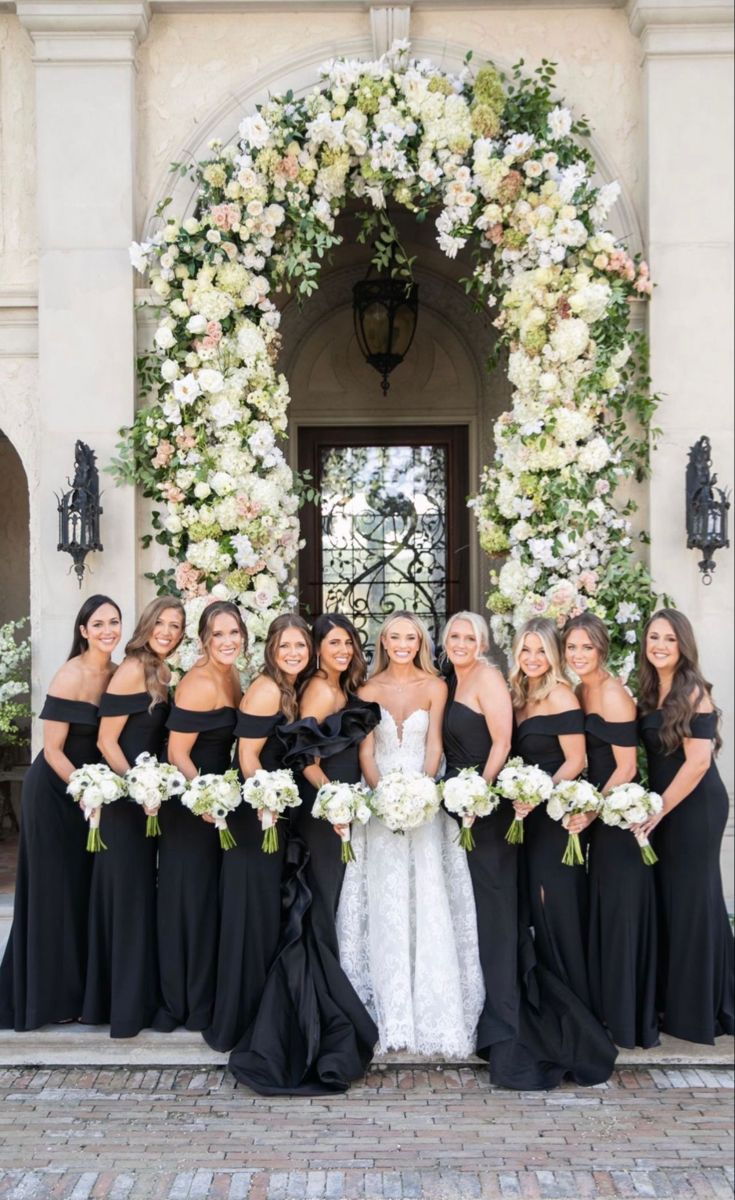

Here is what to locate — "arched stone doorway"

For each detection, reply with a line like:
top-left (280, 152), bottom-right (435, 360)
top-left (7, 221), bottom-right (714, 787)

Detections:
top-left (0, 431), bottom-right (30, 632)
top-left (280, 214), bottom-right (513, 650)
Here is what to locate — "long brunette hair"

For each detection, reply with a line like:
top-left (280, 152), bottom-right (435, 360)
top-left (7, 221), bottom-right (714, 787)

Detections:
top-left (198, 601), bottom-right (249, 657)
top-left (638, 609), bottom-right (721, 754)
top-left (67, 595), bottom-right (122, 660)
top-left (125, 596), bottom-right (186, 708)
top-left (262, 614), bottom-right (314, 722)
top-left (308, 613), bottom-right (367, 697)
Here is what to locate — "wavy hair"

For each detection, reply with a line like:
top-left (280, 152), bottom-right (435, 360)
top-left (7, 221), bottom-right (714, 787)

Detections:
top-left (307, 613), bottom-right (368, 697)
top-left (198, 600), bottom-right (249, 658)
top-left (561, 612), bottom-right (610, 666)
top-left (125, 596), bottom-right (186, 708)
top-left (370, 611), bottom-right (439, 678)
top-left (68, 594), bottom-right (122, 660)
top-left (262, 614), bottom-right (314, 722)
top-left (638, 609), bottom-right (721, 754)
top-left (509, 617), bottom-right (571, 709)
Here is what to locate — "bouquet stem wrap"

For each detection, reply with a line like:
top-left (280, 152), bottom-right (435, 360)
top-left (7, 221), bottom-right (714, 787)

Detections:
top-left (505, 814), bottom-right (526, 845)
top-left (145, 809), bottom-right (161, 838)
top-left (215, 817), bottom-right (237, 851)
top-left (338, 824), bottom-right (355, 864)
top-left (260, 807), bottom-right (280, 854)
top-left (85, 806), bottom-right (107, 854)
top-left (634, 830), bottom-right (658, 865)
top-left (561, 830), bottom-right (585, 866)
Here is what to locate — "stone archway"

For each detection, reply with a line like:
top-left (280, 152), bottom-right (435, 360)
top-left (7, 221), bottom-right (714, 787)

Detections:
top-left (0, 431), bottom-right (30, 632)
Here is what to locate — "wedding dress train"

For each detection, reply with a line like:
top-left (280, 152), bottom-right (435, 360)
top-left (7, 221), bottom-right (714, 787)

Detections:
top-left (336, 707), bottom-right (485, 1056)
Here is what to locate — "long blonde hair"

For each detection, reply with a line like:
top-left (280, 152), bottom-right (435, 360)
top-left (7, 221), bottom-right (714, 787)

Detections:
top-left (125, 596), bottom-right (186, 708)
top-left (509, 617), bottom-right (570, 709)
top-left (370, 611), bottom-right (439, 677)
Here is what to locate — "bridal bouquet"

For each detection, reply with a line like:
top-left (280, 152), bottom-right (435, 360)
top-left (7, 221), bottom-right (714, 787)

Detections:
top-left (312, 781), bottom-right (372, 863)
top-left (494, 758), bottom-right (554, 845)
top-left (181, 769), bottom-right (242, 849)
top-left (66, 763), bottom-right (128, 851)
top-left (125, 752), bottom-right (187, 837)
top-left (370, 769), bottom-right (441, 834)
top-left (240, 767), bottom-right (302, 853)
top-left (440, 768), bottom-right (500, 851)
top-left (547, 778), bottom-right (604, 866)
top-left (600, 782), bottom-right (663, 865)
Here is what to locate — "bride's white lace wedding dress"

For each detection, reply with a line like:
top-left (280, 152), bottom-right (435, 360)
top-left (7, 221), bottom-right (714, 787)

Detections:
top-left (336, 706), bottom-right (485, 1056)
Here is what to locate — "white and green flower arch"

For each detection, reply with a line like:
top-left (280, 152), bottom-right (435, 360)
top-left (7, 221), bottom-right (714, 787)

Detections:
top-left (119, 42), bottom-right (660, 677)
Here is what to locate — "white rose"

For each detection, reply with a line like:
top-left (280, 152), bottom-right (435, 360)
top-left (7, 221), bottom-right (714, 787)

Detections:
top-left (155, 326), bottom-right (176, 351)
top-left (198, 369), bottom-right (224, 394)
top-left (187, 314), bottom-right (208, 335)
top-left (160, 359), bottom-right (179, 383)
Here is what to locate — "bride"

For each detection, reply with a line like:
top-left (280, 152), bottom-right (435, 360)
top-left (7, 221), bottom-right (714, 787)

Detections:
top-left (336, 612), bottom-right (485, 1056)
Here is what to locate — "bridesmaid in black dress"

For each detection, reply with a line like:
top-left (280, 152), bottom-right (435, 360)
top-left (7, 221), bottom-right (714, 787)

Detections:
top-left (442, 612), bottom-right (616, 1088)
top-left (229, 613), bottom-right (379, 1094)
top-left (204, 614), bottom-right (313, 1052)
top-left (81, 596), bottom-right (185, 1038)
top-left (636, 609), bottom-right (734, 1044)
top-left (510, 618), bottom-right (591, 1006)
top-left (563, 612), bottom-right (658, 1050)
top-left (154, 600), bottom-right (243, 1032)
top-left (0, 595), bottom-right (122, 1030)
top-left (440, 611), bottom-right (515, 1052)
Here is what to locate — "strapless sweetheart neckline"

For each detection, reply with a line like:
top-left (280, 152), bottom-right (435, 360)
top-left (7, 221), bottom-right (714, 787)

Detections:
top-left (379, 705), bottom-right (430, 745)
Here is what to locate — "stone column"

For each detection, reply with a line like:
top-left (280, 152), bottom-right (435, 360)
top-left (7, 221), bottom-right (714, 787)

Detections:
top-left (16, 1), bottom-right (150, 700)
top-left (628, 0), bottom-right (734, 887)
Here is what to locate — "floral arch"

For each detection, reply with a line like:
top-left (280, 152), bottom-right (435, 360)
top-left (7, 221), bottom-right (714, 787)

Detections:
top-left (121, 42), bottom-right (659, 677)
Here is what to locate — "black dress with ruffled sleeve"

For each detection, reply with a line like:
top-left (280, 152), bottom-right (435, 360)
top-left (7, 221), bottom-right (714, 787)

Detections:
top-left (443, 687), bottom-right (616, 1088)
top-left (153, 704), bottom-right (236, 1033)
top-left (514, 709), bottom-right (592, 1007)
top-left (228, 696), bottom-right (380, 1095)
top-left (203, 711), bottom-right (288, 1053)
top-left (0, 696), bottom-right (99, 1030)
top-left (640, 710), bottom-right (734, 1044)
top-left (585, 715), bottom-right (659, 1049)
top-left (81, 691), bottom-right (168, 1038)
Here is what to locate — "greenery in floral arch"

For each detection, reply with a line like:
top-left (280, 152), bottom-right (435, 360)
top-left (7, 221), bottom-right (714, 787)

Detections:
top-left (119, 41), bottom-right (660, 678)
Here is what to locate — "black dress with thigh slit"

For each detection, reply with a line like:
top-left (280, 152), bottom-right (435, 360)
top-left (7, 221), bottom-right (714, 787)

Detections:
top-left (203, 711), bottom-right (288, 1053)
top-left (443, 688), bottom-right (617, 1089)
top-left (153, 704), bottom-right (236, 1033)
top-left (515, 710), bottom-right (592, 1007)
top-left (640, 710), bottom-right (734, 1045)
top-left (81, 691), bottom-right (167, 1038)
top-left (0, 697), bottom-right (98, 1030)
top-left (228, 696), bottom-right (380, 1095)
top-left (586, 715), bottom-right (659, 1050)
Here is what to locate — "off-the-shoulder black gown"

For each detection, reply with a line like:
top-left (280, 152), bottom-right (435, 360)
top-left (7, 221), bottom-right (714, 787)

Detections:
top-left (203, 711), bottom-right (288, 1052)
top-left (153, 705), bottom-right (236, 1033)
top-left (81, 691), bottom-right (168, 1038)
top-left (586, 715), bottom-right (658, 1049)
top-left (514, 710), bottom-right (592, 1007)
top-left (0, 697), bottom-right (98, 1030)
top-left (444, 691), bottom-right (616, 1088)
top-left (640, 710), bottom-right (734, 1044)
top-left (229, 696), bottom-right (380, 1094)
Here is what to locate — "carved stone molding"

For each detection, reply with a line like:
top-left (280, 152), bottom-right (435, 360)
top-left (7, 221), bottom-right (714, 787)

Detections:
top-left (370, 6), bottom-right (411, 58)
top-left (16, 1), bottom-right (151, 62)
top-left (627, 0), bottom-right (734, 56)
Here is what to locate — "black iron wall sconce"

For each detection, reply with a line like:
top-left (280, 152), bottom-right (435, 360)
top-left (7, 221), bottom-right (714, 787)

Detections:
top-left (685, 436), bottom-right (730, 585)
top-left (56, 440), bottom-right (104, 586)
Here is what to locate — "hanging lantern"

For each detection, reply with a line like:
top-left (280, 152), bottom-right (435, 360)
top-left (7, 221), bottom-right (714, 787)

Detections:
top-left (353, 272), bottom-right (419, 395)
top-left (56, 440), bottom-right (104, 587)
top-left (685, 436), bottom-right (730, 585)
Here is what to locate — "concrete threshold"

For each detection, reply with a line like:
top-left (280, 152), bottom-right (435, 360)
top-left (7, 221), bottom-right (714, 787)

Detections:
top-left (0, 1027), bottom-right (732, 1071)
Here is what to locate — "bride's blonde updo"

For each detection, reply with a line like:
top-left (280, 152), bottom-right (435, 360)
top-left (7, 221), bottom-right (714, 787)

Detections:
top-left (370, 611), bottom-right (439, 677)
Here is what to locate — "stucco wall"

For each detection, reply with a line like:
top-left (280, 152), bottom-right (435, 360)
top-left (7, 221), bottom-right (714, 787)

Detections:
top-left (0, 16), bottom-right (36, 291)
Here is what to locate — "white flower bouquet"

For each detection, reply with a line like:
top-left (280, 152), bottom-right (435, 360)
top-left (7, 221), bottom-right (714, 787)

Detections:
top-left (369, 769), bottom-right (441, 835)
top-left (124, 752), bottom-right (187, 838)
top-left (600, 782), bottom-right (663, 865)
top-left (311, 780), bottom-right (372, 863)
top-left (494, 758), bottom-right (554, 845)
top-left (181, 769), bottom-right (242, 850)
top-left (440, 768), bottom-right (500, 851)
top-left (66, 763), bottom-right (128, 852)
top-left (547, 778), bottom-right (604, 866)
top-left (240, 767), bottom-right (302, 853)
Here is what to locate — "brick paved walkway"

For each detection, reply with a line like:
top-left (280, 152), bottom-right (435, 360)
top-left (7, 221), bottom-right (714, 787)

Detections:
top-left (0, 1065), bottom-right (732, 1199)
